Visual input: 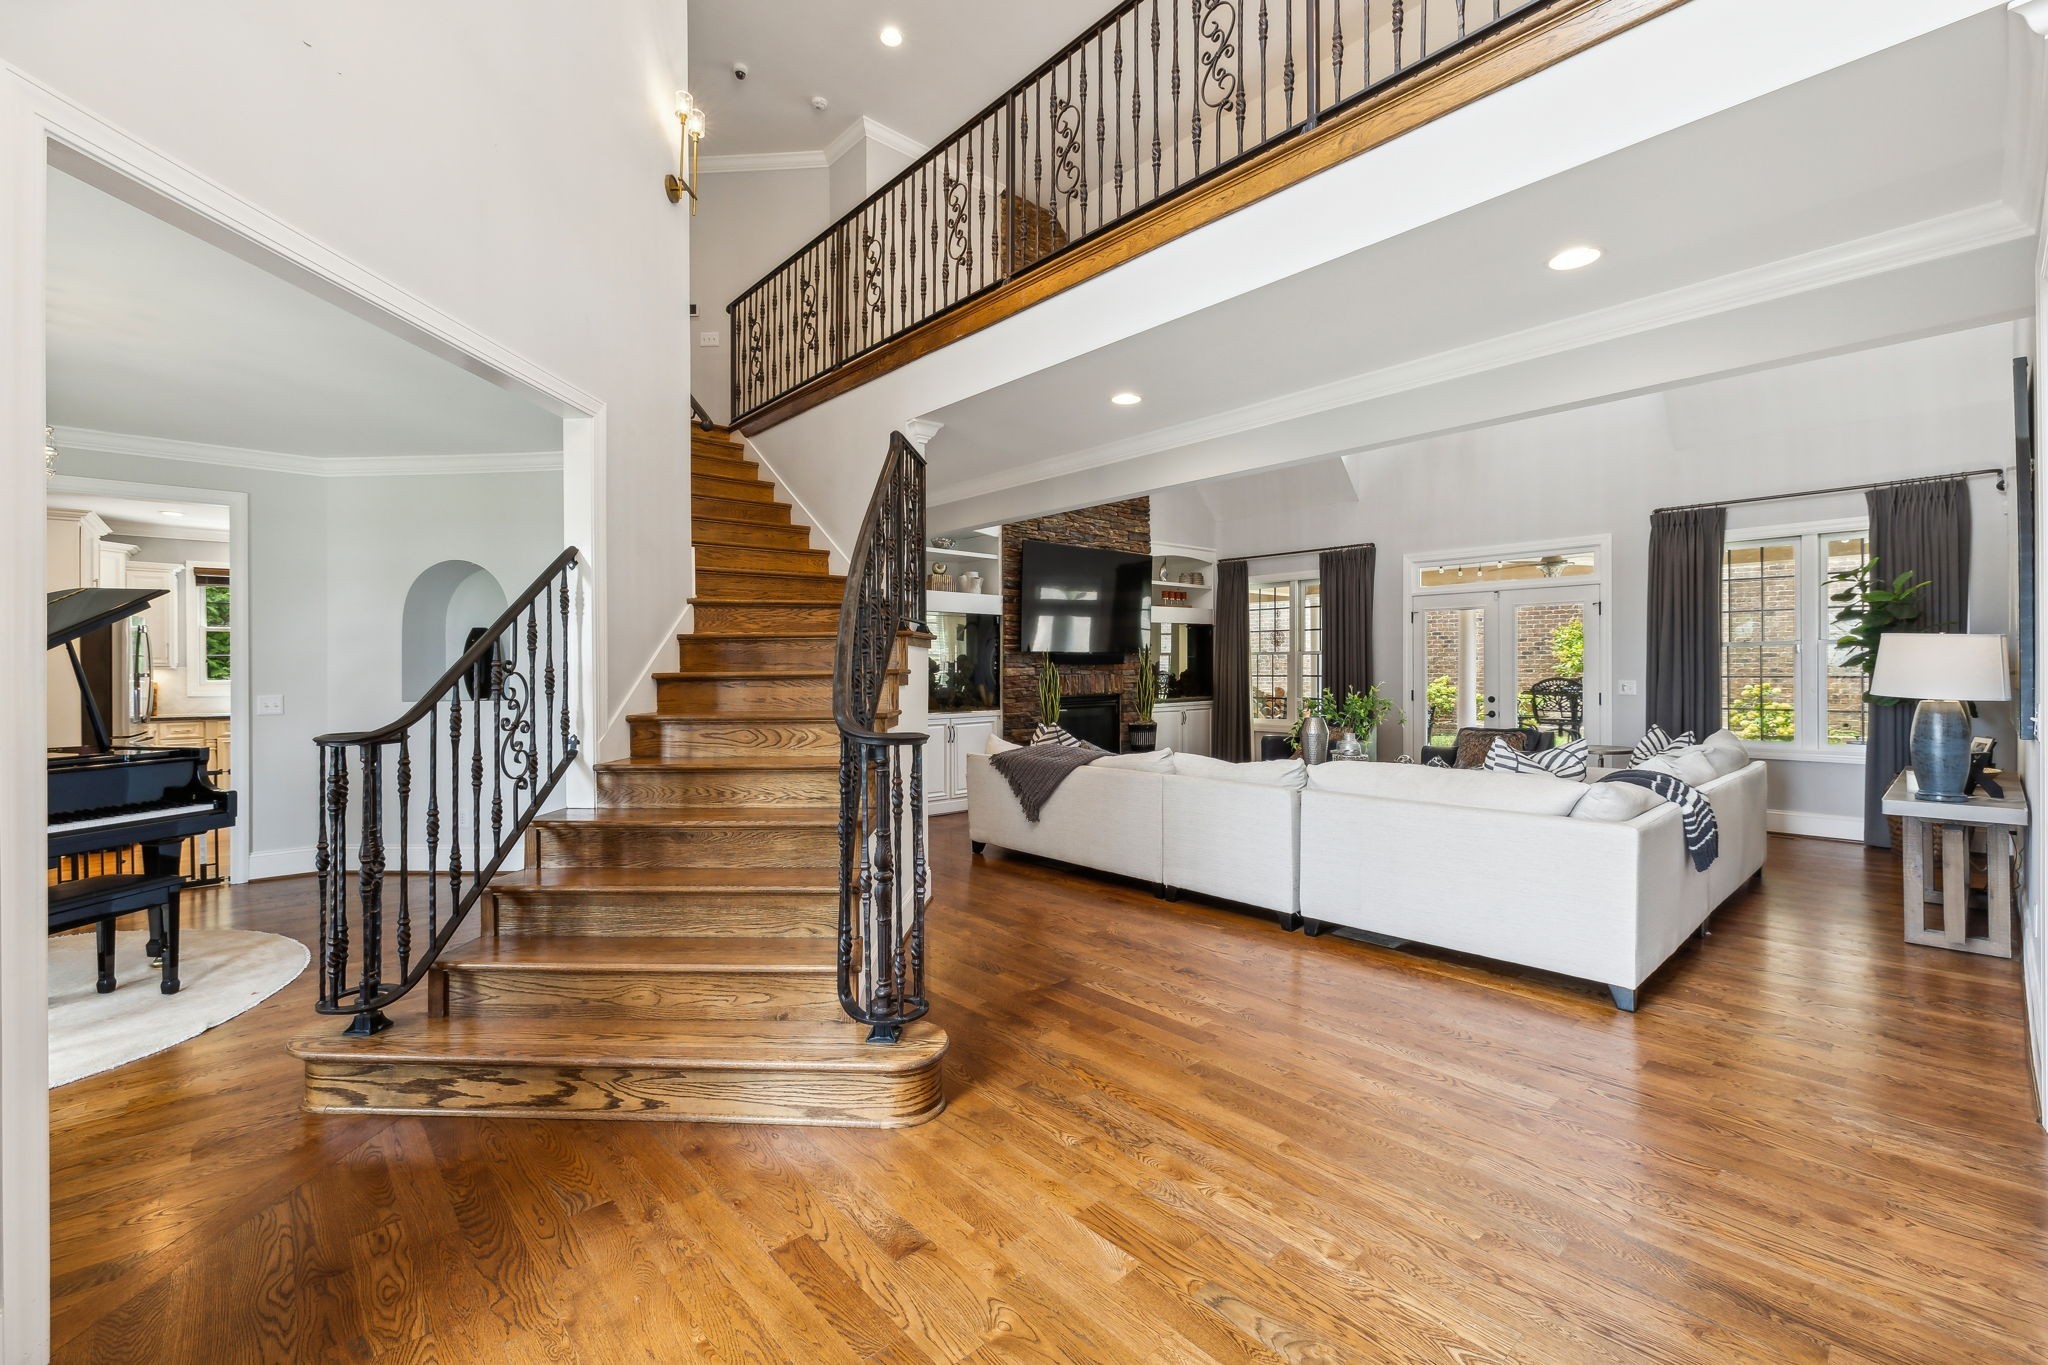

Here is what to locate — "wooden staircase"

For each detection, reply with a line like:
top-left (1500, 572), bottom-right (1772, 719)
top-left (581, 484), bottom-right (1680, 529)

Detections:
top-left (290, 426), bottom-right (946, 1125)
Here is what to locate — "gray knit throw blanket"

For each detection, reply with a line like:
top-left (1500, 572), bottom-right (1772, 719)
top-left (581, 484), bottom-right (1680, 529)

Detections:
top-left (988, 741), bottom-right (1106, 822)
top-left (1599, 768), bottom-right (1719, 872)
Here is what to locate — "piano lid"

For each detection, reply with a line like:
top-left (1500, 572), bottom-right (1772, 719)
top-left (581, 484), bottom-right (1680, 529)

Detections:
top-left (47, 587), bottom-right (166, 650)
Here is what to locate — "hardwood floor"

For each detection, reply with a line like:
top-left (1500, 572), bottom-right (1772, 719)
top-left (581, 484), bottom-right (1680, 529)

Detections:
top-left (51, 824), bottom-right (2048, 1362)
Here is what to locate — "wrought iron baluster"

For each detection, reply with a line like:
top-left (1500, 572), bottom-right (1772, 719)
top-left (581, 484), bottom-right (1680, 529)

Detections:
top-left (1393, 0), bottom-right (1406, 73)
top-left (426, 701), bottom-right (439, 948)
top-left (314, 746), bottom-right (334, 1009)
top-left (396, 732), bottom-right (411, 979)
top-left (350, 743), bottom-right (389, 1035)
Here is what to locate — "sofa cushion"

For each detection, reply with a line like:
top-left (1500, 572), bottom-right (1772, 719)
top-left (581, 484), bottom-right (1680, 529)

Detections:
top-left (1698, 728), bottom-right (1751, 777)
top-left (1570, 781), bottom-right (1664, 822)
top-left (1096, 748), bottom-right (1177, 772)
top-left (1172, 752), bottom-right (1308, 788)
top-left (985, 733), bottom-right (1020, 755)
top-left (1307, 760), bottom-right (1588, 816)
top-left (1636, 745), bottom-right (1719, 786)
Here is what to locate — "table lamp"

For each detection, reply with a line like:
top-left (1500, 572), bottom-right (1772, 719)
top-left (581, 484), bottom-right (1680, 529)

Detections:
top-left (1869, 632), bottom-right (2010, 803)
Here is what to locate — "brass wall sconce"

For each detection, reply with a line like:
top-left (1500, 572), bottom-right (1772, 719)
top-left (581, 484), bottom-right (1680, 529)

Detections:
top-left (666, 90), bottom-right (706, 212)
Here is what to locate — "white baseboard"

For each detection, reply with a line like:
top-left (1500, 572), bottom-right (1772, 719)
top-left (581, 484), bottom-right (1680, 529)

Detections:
top-left (1767, 809), bottom-right (1863, 841)
top-left (600, 595), bottom-right (693, 761)
top-left (246, 846), bottom-right (317, 881)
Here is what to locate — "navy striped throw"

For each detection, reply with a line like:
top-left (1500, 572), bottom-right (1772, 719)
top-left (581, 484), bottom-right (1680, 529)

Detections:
top-left (1600, 768), bottom-right (1719, 871)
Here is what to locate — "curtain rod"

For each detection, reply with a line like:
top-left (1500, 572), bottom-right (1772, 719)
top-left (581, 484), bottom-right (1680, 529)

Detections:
top-left (1221, 541), bottom-right (1372, 564)
top-left (1654, 467), bottom-right (2007, 516)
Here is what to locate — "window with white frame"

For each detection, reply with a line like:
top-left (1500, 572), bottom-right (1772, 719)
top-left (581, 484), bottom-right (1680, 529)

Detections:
top-left (187, 565), bottom-right (231, 695)
top-left (1250, 577), bottom-right (1321, 723)
top-left (1720, 525), bottom-right (1869, 751)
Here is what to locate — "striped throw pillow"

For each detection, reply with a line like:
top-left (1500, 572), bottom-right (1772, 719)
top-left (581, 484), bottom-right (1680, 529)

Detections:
top-left (1030, 723), bottom-right (1087, 748)
top-left (1630, 725), bottom-right (1694, 764)
top-left (1485, 736), bottom-right (1590, 780)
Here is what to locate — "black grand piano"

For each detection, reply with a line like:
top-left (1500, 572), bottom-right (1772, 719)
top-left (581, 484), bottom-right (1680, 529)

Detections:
top-left (48, 587), bottom-right (237, 994)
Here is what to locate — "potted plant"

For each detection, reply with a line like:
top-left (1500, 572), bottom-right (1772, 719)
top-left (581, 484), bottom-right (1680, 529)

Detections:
top-left (1037, 652), bottom-right (1061, 730)
top-left (1332, 684), bottom-right (1400, 760)
top-left (1829, 555), bottom-right (1933, 852)
top-left (1128, 646), bottom-right (1160, 752)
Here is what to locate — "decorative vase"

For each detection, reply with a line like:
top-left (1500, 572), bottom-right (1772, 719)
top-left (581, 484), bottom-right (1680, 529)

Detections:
top-left (961, 571), bottom-right (983, 594)
top-left (1300, 714), bottom-right (1330, 764)
top-left (1127, 720), bottom-right (1157, 753)
top-left (1329, 727), bottom-right (1361, 759)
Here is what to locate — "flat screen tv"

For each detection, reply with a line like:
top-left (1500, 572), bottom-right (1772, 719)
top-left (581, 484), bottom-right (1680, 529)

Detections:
top-left (1018, 540), bottom-right (1149, 662)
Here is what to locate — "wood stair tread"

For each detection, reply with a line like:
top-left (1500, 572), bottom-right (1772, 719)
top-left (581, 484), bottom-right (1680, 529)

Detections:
top-left (290, 1018), bottom-right (946, 1073)
top-left (491, 866), bottom-right (838, 893)
top-left (680, 630), bottom-right (837, 642)
top-left (535, 806), bottom-right (838, 829)
top-left (439, 936), bottom-right (832, 973)
top-left (597, 753), bottom-right (841, 770)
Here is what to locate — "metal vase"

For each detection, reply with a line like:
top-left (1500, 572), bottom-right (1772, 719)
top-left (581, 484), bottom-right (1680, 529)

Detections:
top-left (1300, 714), bottom-right (1330, 764)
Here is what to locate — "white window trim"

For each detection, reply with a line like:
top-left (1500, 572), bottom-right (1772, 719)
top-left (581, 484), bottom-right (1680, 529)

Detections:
top-left (1248, 573), bottom-right (1321, 732)
top-left (1721, 517), bottom-right (1867, 766)
top-left (185, 559), bottom-right (230, 698)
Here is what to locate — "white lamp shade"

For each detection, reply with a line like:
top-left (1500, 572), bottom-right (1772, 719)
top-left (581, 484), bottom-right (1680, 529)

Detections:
top-left (1868, 632), bottom-right (2011, 702)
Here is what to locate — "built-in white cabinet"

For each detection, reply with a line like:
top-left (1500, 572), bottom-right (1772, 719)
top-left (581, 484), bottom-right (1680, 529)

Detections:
top-left (928, 709), bottom-right (999, 815)
top-left (1155, 701), bottom-right (1212, 757)
top-left (125, 561), bottom-right (184, 668)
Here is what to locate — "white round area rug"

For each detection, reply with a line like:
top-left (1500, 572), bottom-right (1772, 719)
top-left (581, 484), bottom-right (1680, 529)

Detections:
top-left (48, 928), bottom-right (310, 1088)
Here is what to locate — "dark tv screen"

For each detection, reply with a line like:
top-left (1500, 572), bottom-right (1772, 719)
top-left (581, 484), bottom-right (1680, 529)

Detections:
top-left (1019, 540), bottom-right (1149, 661)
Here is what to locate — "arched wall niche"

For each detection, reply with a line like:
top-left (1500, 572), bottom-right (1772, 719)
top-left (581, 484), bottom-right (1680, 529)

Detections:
top-left (401, 559), bottom-right (507, 702)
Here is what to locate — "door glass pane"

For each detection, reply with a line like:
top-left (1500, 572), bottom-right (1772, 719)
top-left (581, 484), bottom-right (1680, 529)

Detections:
top-left (1515, 601), bottom-right (1586, 739)
top-left (1722, 541), bottom-right (1799, 743)
top-left (1420, 606), bottom-right (1488, 742)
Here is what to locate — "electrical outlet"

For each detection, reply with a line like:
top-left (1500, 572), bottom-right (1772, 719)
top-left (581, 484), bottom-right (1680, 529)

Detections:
top-left (1616, 679), bottom-right (1638, 697)
top-left (699, 330), bottom-right (720, 348)
top-left (256, 694), bottom-right (284, 715)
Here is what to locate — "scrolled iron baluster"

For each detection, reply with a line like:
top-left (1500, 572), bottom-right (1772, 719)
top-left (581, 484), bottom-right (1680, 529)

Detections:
top-left (448, 697), bottom-right (464, 908)
top-left (426, 702), bottom-right (440, 949)
top-left (396, 732), bottom-right (411, 978)
top-left (349, 743), bottom-right (390, 1035)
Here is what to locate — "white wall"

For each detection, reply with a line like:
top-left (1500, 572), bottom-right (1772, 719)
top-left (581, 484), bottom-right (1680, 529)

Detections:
top-left (56, 448), bottom-right (560, 878)
top-left (1, 0), bottom-right (694, 745)
top-left (692, 166), bottom-right (831, 424)
top-left (1203, 326), bottom-right (2020, 830)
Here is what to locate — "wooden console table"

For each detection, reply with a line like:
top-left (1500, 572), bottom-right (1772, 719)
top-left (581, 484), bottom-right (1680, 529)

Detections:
top-left (1880, 771), bottom-right (2027, 958)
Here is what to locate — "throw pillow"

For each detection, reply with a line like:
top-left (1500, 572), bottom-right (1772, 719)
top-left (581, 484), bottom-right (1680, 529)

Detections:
top-left (1030, 723), bottom-right (1087, 748)
top-left (1570, 781), bottom-right (1663, 822)
top-left (1483, 736), bottom-right (1590, 780)
top-left (1698, 728), bottom-right (1751, 777)
top-left (1635, 744), bottom-right (1719, 787)
top-left (985, 733), bottom-right (1021, 755)
top-left (1630, 725), bottom-right (1694, 764)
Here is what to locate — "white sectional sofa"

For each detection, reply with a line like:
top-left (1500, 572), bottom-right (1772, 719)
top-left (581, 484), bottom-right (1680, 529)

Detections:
top-left (965, 737), bottom-right (1768, 1010)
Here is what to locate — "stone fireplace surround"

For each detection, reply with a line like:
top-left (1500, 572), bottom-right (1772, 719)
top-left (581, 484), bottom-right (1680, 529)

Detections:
top-left (999, 498), bottom-right (1151, 749)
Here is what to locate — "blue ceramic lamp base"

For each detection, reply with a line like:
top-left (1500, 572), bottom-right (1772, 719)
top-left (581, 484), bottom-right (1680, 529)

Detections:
top-left (1908, 698), bottom-right (1972, 803)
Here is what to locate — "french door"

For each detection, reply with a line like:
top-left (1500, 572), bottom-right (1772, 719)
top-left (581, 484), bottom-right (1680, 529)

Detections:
top-left (1411, 586), bottom-right (1601, 749)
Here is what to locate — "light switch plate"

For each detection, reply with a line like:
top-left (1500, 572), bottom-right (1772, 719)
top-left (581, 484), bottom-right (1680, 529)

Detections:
top-left (699, 330), bottom-right (720, 348)
top-left (256, 694), bottom-right (284, 715)
top-left (1617, 679), bottom-right (1638, 696)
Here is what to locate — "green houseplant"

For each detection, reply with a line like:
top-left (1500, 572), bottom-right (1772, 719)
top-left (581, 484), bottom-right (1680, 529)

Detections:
top-left (1128, 646), bottom-right (1160, 752)
top-left (1288, 685), bottom-right (1403, 759)
top-left (1036, 653), bottom-right (1061, 728)
top-left (1829, 556), bottom-right (1933, 704)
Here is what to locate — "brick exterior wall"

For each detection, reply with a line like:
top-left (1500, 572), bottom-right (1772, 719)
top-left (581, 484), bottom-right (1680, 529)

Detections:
top-left (1000, 498), bottom-right (1150, 745)
top-left (1420, 603), bottom-right (1583, 734)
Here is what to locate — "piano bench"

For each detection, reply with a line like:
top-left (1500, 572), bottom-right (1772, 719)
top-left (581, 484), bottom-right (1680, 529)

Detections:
top-left (48, 872), bottom-right (184, 995)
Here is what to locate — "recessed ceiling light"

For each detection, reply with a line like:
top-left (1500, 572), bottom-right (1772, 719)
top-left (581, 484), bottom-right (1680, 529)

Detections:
top-left (159, 509), bottom-right (185, 517)
top-left (1547, 245), bottom-right (1603, 272)
top-left (1110, 391), bottom-right (1143, 406)
top-left (879, 25), bottom-right (904, 47)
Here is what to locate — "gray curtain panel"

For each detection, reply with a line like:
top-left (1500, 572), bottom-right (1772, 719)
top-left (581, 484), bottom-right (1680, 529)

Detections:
top-left (1646, 506), bottom-right (1728, 743)
top-left (1318, 545), bottom-right (1376, 703)
top-left (1213, 559), bottom-right (1252, 762)
top-left (1862, 476), bottom-right (1972, 846)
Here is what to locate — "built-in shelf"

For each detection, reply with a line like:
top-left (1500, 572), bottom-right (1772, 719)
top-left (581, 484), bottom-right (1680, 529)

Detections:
top-left (928, 589), bottom-right (1001, 616)
top-left (1149, 578), bottom-right (1211, 590)
top-left (926, 545), bottom-right (1000, 562)
top-left (1154, 605), bottom-right (1215, 626)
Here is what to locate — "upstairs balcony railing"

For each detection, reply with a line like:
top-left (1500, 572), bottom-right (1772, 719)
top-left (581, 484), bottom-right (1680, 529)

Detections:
top-left (731, 0), bottom-right (1552, 424)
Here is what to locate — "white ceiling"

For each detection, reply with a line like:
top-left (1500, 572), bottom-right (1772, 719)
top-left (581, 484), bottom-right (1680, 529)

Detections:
top-left (689, 0), bottom-right (1112, 157)
top-left (924, 9), bottom-right (2035, 508)
top-left (48, 492), bottom-right (230, 537)
top-left (45, 170), bottom-right (562, 458)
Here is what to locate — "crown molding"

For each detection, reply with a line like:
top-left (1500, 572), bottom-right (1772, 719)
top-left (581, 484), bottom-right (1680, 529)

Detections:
top-left (932, 201), bottom-right (2035, 506)
top-left (101, 518), bottom-right (230, 543)
top-left (51, 426), bottom-right (563, 478)
top-left (825, 116), bottom-right (929, 168)
top-left (699, 149), bottom-right (830, 175)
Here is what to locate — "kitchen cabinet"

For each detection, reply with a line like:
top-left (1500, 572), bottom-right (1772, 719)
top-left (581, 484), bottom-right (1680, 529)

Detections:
top-left (125, 561), bottom-right (183, 668)
top-left (145, 717), bottom-right (231, 789)
top-left (928, 710), bottom-right (999, 815)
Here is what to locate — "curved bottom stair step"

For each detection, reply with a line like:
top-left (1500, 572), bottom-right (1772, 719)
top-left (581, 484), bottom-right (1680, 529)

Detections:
top-left (288, 1018), bottom-right (947, 1127)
